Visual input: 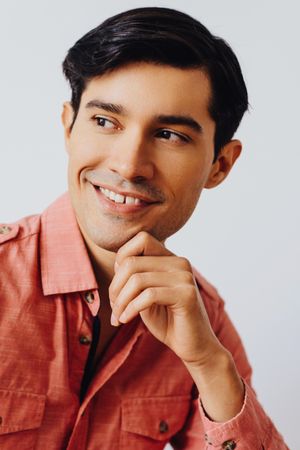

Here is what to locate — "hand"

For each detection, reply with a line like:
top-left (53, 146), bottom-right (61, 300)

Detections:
top-left (109, 231), bottom-right (223, 366)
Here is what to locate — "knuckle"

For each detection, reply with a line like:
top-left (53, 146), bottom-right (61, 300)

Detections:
top-left (137, 231), bottom-right (152, 251)
top-left (129, 272), bottom-right (143, 289)
top-left (145, 287), bottom-right (156, 301)
top-left (124, 255), bottom-right (136, 271)
top-left (178, 257), bottom-right (192, 271)
top-left (185, 285), bottom-right (196, 302)
top-left (181, 270), bottom-right (194, 285)
top-left (137, 230), bottom-right (149, 241)
top-left (129, 301), bottom-right (139, 314)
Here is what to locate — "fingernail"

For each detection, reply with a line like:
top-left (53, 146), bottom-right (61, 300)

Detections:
top-left (111, 313), bottom-right (119, 327)
top-left (119, 312), bottom-right (127, 323)
top-left (114, 261), bottom-right (119, 271)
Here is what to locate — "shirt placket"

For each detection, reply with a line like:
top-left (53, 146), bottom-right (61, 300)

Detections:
top-left (66, 288), bottom-right (101, 449)
top-left (66, 289), bottom-right (100, 398)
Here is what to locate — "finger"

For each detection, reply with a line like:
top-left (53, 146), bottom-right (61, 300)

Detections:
top-left (118, 285), bottom-right (194, 323)
top-left (109, 255), bottom-right (192, 304)
top-left (115, 231), bottom-right (173, 270)
top-left (111, 270), bottom-right (194, 320)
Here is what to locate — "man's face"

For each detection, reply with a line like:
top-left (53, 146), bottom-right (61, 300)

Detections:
top-left (63, 62), bottom-right (239, 252)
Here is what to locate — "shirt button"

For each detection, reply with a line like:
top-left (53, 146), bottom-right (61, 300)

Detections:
top-left (222, 440), bottom-right (237, 450)
top-left (204, 433), bottom-right (212, 445)
top-left (159, 420), bottom-right (169, 433)
top-left (84, 291), bottom-right (95, 304)
top-left (79, 335), bottom-right (92, 345)
top-left (0, 225), bottom-right (12, 234)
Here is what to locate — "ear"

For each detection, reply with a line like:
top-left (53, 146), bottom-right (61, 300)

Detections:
top-left (61, 102), bottom-right (75, 154)
top-left (204, 139), bottom-right (242, 189)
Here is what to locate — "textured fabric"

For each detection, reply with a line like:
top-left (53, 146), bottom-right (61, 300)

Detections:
top-left (0, 192), bottom-right (288, 449)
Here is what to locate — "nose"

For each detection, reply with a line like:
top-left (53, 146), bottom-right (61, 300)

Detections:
top-left (107, 127), bottom-right (155, 182)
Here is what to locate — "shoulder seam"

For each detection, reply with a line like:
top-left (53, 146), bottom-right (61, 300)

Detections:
top-left (0, 230), bottom-right (39, 245)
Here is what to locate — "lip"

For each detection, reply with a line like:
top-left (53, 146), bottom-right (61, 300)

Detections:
top-left (91, 183), bottom-right (159, 215)
top-left (92, 182), bottom-right (159, 204)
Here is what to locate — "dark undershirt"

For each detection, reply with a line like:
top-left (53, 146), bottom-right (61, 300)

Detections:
top-left (80, 316), bottom-right (101, 403)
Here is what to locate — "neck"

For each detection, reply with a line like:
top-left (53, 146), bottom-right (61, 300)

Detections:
top-left (78, 227), bottom-right (116, 290)
top-left (88, 246), bottom-right (115, 289)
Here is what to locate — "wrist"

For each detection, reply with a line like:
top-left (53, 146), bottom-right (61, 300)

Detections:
top-left (184, 347), bottom-right (245, 422)
top-left (183, 342), bottom-right (230, 376)
top-left (185, 350), bottom-right (234, 389)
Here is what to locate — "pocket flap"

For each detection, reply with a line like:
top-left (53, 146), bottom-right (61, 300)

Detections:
top-left (0, 389), bottom-right (46, 435)
top-left (122, 395), bottom-right (190, 441)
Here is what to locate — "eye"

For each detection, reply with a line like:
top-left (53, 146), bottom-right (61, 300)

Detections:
top-left (156, 129), bottom-right (190, 144)
top-left (93, 116), bottom-right (118, 130)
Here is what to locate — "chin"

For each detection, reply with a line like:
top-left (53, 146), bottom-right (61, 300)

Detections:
top-left (96, 240), bottom-right (126, 253)
top-left (89, 228), bottom-right (138, 253)
top-left (84, 218), bottom-right (177, 253)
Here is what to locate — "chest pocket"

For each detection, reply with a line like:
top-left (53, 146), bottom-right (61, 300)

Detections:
top-left (121, 395), bottom-right (190, 450)
top-left (0, 389), bottom-right (46, 450)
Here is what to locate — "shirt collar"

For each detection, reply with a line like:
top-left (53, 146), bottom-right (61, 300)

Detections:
top-left (40, 192), bottom-right (98, 296)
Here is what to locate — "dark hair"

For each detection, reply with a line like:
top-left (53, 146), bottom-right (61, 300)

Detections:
top-left (62, 7), bottom-right (248, 160)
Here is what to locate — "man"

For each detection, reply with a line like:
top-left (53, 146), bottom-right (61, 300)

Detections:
top-left (0, 7), bottom-right (288, 450)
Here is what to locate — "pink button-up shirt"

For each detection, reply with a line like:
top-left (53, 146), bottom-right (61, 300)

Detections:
top-left (0, 193), bottom-right (288, 449)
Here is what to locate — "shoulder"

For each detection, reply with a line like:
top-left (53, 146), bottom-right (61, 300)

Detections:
top-left (0, 214), bottom-right (42, 316)
top-left (0, 214), bottom-right (42, 299)
top-left (0, 214), bottom-right (41, 245)
top-left (0, 214), bottom-right (41, 266)
top-left (0, 223), bottom-right (20, 244)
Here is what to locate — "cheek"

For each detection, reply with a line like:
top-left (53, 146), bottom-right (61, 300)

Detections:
top-left (169, 161), bottom-right (208, 200)
top-left (68, 135), bottom-right (103, 179)
top-left (71, 136), bottom-right (97, 161)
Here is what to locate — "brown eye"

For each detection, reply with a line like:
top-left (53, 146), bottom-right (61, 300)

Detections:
top-left (157, 129), bottom-right (190, 143)
top-left (157, 130), bottom-right (190, 144)
top-left (94, 116), bottom-right (116, 129)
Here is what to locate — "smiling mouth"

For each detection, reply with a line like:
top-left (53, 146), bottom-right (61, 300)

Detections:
top-left (97, 186), bottom-right (144, 205)
top-left (92, 183), bottom-right (159, 209)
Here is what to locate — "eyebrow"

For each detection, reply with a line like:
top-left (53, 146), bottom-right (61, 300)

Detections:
top-left (85, 100), bottom-right (126, 115)
top-left (85, 100), bottom-right (203, 134)
top-left (155, 114), bottom-right (203, 134)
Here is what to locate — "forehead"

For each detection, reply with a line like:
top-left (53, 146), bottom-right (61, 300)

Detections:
top-left (80, 63), bottom-right (212, 119)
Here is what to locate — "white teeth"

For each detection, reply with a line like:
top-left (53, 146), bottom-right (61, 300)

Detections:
top-left (98, 186), bottom-right (144, 205)
top-left (109, 191), bottom-right (116, 201)
top-left (115, 194), bottom-right (125, 203)
top-left (125, 196), bottom-right (135, 205)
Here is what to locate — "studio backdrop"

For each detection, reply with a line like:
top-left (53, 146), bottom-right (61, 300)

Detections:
top-left (0, 1), bottom-right (299, 448)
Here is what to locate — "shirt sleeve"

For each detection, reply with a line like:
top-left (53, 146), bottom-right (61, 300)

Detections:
top-left (170, 270), bottom-right (289, 449)
top-left (197, 382), bottom-right (289, 449)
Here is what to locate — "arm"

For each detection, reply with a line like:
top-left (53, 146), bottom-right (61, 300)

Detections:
top-left (171, 274), bottom-right (289, 449)
top-left (110, 231), bottom-right (289, 449)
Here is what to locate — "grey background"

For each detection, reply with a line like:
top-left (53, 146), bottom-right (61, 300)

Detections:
top-left (0, 1), bottom-right (299, 448)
